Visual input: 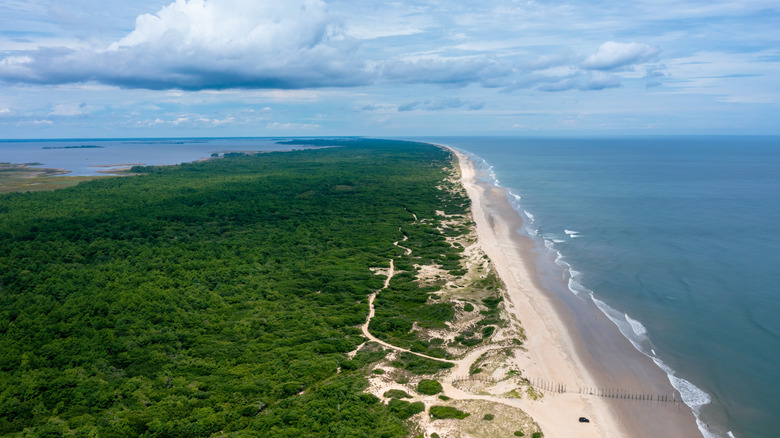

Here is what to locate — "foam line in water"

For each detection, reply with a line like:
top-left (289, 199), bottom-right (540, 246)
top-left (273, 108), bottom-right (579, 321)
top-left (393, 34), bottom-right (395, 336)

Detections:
top-left (625, 313), bottom-right (648, 337)
top-left (524, 210), bottom-right (535, 222)
top-left (568, 278), bottom-right (590, 296)
top-left (590, 295), bottom-right (654, 356)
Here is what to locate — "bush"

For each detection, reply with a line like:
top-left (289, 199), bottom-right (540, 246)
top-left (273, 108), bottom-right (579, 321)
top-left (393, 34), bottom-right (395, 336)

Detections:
top-left (429, 406), bottom-right (470, 420)
top-left (463, 303), bottom-right (474, 312)
top-left (417, 379), bottom-right (443, 395)
top-left (532, 433), bottom-right (543, 438)
top-left (384, 389), bottom-right (412, 399)
top-left (514, 432), bottom-right (524, 437)
top-left (397, 352), bottom-right (454, 375)
top-left (388, 399), bottom-right (425, 420)
top-left (483, 414), bottom-right (494, 421)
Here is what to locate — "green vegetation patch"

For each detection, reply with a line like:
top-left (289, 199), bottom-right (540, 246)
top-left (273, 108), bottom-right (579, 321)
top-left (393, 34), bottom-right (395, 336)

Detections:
top-left (384, 389), bottom-right (412, 399)
top-left (417, 379), bottom-right (443, 395)
top-left (0, 139), bottom-right (457, 437)
top-left (391, 352), bottom-right (454, 375)
top-left (429, 405), bottom-right (470, 420)
top-left (387, 399), bottom-right (425, 420)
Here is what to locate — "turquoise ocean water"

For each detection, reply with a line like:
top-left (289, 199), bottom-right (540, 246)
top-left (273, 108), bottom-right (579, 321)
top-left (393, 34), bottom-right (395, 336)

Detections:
top-left (423, 136), bottom-right (780, 438)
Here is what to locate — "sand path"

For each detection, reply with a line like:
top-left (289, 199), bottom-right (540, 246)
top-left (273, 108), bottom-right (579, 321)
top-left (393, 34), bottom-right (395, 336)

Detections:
top-left (358, 224), bottom-right (612, 437)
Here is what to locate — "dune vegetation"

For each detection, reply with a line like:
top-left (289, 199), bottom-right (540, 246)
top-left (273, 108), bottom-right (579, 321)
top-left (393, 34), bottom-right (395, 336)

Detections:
top-left (0, 139), bottom-right (468, 437)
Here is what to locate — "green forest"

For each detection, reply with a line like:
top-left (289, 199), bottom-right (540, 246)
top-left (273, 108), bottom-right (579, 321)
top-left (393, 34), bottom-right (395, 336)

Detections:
top-left (0, 139), bottom-right (468, 437)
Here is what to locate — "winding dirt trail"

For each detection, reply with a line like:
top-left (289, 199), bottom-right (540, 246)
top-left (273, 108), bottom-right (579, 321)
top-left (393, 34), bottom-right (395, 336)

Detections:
top-left (358, 235), bottom-right (545, 413)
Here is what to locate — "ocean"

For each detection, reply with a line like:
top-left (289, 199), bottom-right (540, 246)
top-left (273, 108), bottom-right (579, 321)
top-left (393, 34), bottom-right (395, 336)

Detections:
top-left (424, 136), bottom-right (780, 438)
top-left (3, 136), bottom-right (778, 437)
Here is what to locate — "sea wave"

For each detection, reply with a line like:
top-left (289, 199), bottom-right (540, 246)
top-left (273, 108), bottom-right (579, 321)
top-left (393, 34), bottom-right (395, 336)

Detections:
top-left (651, 357), bottom-right (726, 437)
top-left (524, 210), bottom-right (535, 222)
top-left (625, 313), bottom-right (648, 337)
top-left (564, 229), bottom-right (581, 238)
top-left (568, 278), bottom-right (590, 296)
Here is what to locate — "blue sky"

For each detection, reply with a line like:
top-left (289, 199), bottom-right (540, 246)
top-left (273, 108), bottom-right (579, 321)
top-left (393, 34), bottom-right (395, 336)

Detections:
top-left (1, 0), bottom-right (778, 138)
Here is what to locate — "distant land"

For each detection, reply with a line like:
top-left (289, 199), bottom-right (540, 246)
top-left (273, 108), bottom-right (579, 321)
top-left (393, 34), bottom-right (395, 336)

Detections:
top-left (41, 145), bottom-right (105, 149)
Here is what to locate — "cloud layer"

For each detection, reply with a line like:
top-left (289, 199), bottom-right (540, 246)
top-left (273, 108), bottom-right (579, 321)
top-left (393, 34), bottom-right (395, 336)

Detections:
top-left (582, 42), bottom-right (660, 70)
top-left (0, 0), bottom-right (365, 90)
top-left (0, 0), bottom-right (664, 93)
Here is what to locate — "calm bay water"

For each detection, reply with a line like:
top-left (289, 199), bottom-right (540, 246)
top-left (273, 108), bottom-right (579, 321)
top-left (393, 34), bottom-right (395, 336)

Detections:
top-left (0, 138), bottom-right (309, 176)
top-left (425, 136), bottom-right (780, 438)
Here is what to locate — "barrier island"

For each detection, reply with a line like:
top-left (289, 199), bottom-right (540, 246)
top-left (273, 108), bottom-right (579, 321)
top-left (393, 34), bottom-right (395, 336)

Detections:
top-left (0, 139), bottom-right (541, 437)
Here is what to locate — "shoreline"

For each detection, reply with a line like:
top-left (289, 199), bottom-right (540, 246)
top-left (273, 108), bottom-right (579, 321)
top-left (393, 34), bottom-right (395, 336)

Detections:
top-left (446, 146), bottom-right (702, 437)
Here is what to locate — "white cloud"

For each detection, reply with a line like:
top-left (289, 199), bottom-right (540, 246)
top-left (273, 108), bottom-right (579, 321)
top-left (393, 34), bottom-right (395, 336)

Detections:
top-left (0, 0), bottom-right (366, 90)
top-left (49, 102), bottom-right (89, 116)
top-left (266, 121), bottom-right (322, 130)
top-left (582, 41), bottom-right (660, 70)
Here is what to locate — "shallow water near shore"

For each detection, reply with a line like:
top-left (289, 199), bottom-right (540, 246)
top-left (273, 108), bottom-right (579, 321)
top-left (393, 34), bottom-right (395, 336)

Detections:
top-left (422, 136), bottom-right (780, 438)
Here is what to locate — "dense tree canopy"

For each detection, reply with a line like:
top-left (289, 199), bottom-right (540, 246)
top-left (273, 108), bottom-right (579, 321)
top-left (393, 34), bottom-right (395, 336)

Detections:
top-left (0, 139), bottom-right (466, 437)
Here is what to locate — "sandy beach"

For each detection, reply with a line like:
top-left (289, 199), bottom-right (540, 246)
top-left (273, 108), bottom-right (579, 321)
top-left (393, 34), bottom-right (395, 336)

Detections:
top-left (448, 147), bottom-right (702, 438)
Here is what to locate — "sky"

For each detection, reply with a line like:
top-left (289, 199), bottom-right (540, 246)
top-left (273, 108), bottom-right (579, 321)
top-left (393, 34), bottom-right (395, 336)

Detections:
top-left (0, 0), bottom-right (779, 138)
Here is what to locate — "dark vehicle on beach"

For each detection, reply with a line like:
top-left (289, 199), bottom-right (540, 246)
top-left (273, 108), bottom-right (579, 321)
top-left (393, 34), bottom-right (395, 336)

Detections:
top-left (579, 417), bottom-right (590, 423)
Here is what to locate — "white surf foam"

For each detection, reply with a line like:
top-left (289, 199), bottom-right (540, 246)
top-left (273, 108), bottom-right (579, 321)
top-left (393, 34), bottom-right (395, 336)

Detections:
top-left (524, 210), bottom-right (535, 222)
top-left (564, 229), bottom-right (581, 238)
top-left (625, 313), bottom-right (648, 337)
top-left (591, 295), bottom-right (649, 352)
top-left (567, 278), bottom-right (591, 296)
top-left (554, 252), bottom-right (571, 270)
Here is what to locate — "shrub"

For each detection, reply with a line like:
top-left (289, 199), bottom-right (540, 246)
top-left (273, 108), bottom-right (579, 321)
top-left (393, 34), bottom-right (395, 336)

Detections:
top-left (429, 406), bottom-right (470, 420)
top-left (483, 414), bottom-right (494, 421)
top-left (397, 352), bottom-right (454, 375)
top-left (514, 432), bottom-right (525, 437)
top-left (438, 395), bottom-right (451, 401)
top-left (388, 399), bottom-right (425, 420)
top-left (383, 389), bottom-right (412, 399)
top-left (463, 303), bottom-right (474, 312)
top-left (417, 379), bottom-right (443, 395)
top-left (532, 433), bottom-right (543, 438)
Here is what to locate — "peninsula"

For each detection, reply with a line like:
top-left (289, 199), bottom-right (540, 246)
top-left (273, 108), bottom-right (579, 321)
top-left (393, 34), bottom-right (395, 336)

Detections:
top-left (0, 139), bottom-right (700, 437)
